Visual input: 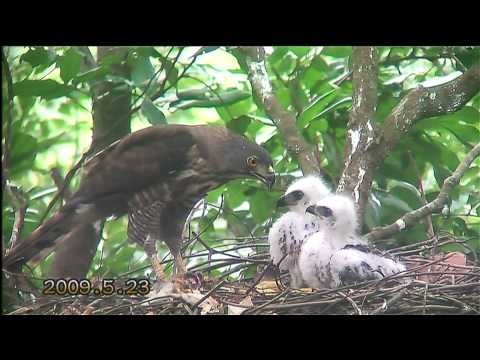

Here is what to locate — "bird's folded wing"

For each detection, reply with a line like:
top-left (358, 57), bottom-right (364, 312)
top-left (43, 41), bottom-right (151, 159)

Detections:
top-left (71, 126), bottom-right (197, 208)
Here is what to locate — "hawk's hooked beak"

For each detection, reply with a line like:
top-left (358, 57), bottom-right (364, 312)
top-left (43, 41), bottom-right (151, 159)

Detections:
top-left (306, 205), bottom-right (333, 218)
top-left (277, 192), bottom-right (298, 208)
top-left (252, 165), bottom-right (275, 191)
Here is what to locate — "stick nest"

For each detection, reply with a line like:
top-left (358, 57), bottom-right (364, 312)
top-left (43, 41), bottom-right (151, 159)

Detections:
top-left (4, 236), bottom-right (479, 315)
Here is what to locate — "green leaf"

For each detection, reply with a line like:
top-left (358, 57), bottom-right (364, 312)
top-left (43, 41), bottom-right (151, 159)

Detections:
top-left (250, 190), bottom-right (276, 223)
top-left (13, 79), bottom-right (73, 100)
top-left (433, 165), bottom-right (452, 188)
top-left (161, 59), bottom-right (179, 86)
top-left (131, 55), bottom-right (155, 86)
top-left (174, 89), bottom-right (250, 109)
top-left (289, 46), bottom-right (310, 58)
top-left (454, 46), bottom-right (480, 68)
top-left (58, 48), bottom-right (82, 83)
top-left (389, 181), bottom-right (423, 209)
top-left (18, 96), bottom-right (36, 115)
top-left (416, 106), bottom-right (479, 129)
top-left (224, 182), bottom-right (248, 209)
top-left (322, 46), bottom-right (352, 58)
top-left (20, 47), bottom-right (55, 68)
top-left (310, 97), bottom-right (352, 123)
top-left (379, 192), bottom-right (413, 213)
top-left (461, 167), bottom-right (480, 186)
top-left (36, 132), bottom-right (67, 153)
top-left (141, 99), bottom-right (167, 125)
top-left (10, 133), bottom-right (38, 170)
top-left (268, 47), bottom-right (288, 64)
top-left (135, 46), bottom-right (162, 58)
top-left (297, 88), bottom-right (337, 128)
top-left (176, 87), bottom-right (210, 101)
top-left (73, 66), bottom-right (109, 85)
top-left (191, 46), bottom-right (220, 58)
top-left (226, 115), bottom-right (251, 135)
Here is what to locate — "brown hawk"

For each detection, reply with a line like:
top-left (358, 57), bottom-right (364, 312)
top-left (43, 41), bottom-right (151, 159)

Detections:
top-left (3, 124), bottom-right (275, 289)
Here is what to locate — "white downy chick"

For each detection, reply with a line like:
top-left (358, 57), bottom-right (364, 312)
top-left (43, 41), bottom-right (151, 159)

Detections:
top-left (298, 194), bottom-right (364, 288)
top-left (329, 244), bottom-right (407, 288)
top-left (268, 175), bottom-right (331, 288)
top-left (299, 194), bottom-right (405, 289)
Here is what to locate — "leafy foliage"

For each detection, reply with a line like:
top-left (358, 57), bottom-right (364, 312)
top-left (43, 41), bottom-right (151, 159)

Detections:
top-left (2, 46), bottom-right (479, 286)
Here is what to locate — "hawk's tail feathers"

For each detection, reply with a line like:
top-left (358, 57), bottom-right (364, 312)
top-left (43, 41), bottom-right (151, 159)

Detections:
top-left (3, 204), bottom-right (97, 272)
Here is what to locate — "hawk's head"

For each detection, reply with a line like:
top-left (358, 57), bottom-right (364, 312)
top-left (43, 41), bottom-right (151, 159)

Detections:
top-left (276, 175), bottom-right (331, 213)
top-left (209, 129), bottom-right (275, 190)
top-left (305, 194), bottom-right (359, 235)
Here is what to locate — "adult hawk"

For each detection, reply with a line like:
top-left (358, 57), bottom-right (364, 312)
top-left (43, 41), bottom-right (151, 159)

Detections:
top-left (268, 175), bottom-right (331, 288)
top-left (299, 194), bottom-right (405, 289)
top-left (3, 124), bottom-right (275, 289)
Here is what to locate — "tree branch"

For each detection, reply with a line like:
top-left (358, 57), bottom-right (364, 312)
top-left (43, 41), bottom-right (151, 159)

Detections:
top-left (6, 185), bottom-right (28, 252)
top-left (337, 47), bottom-right (379, 215)
top-left (378, 62), bottom-right (480, 158)
top-left (364, 142), bottom-right (480, 242)
top-left (50, 167), bottom-right (72, 201)
top-left (47, 46), bottom-right (132, 279)
top-left (338, 59), bottom-right (480, 219)
top-left (238, 46), bottom-right (321, 175)
top-left (2, 47), bottom-right (15, 195)
top-left (74, 46), bottom-right (96, 71)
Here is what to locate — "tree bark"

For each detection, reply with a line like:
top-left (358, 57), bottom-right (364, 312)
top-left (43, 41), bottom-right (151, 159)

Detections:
top-left (336, 47), bottom-right (379, 217)
top-left (239, 46), bottom-right (322, 176)
top-left (337, 50), bottom-right (480, 222)
top-left (48, 46), bottom-right (132, 279)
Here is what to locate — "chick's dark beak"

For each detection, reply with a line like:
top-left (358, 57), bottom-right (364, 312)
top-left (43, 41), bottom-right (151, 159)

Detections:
top-left (277, 193), bottom-right (297, 208)
top-left (305, 205), bottom-right (316, 215)
top-left (306, 205), bottom-right (333, 218)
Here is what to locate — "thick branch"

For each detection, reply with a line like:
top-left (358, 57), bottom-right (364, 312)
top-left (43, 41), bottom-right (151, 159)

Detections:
top-left (339, 59), bottom-right (479, 220)
top-left (337, 47), bottom-right (379, 214)
top-left (90, 47), bottom-right (132, 152)
top-left (239, 46), bottom-right (321, 175)
top-left (48, 47), bottom-right (132, 279)
top-left (2, 48), bottom-right (15, 195)
top-left (364, 142), bottom-right (480, 242)
top-left (377, 62), bottom-right (480, 159)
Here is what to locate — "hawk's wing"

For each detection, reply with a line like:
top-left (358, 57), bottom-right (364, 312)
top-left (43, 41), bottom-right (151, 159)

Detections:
top-left (69, 125), bottom-right (197, 214)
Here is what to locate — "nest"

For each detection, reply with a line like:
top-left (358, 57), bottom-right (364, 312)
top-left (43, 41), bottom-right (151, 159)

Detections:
top-left (4, 236), bottom-right (480, 315)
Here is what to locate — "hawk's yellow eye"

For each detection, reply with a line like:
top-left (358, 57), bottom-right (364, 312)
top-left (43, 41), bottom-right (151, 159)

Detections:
top-left (247, 156), bottom-right (258, 168)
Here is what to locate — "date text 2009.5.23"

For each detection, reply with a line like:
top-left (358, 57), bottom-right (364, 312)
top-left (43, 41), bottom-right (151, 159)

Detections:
top-left (42, 278), bottom-right (151, 296)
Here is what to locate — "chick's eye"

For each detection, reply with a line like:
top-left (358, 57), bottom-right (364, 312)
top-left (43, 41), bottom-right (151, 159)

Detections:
top-left (247, 156), bottom-right (257, 168)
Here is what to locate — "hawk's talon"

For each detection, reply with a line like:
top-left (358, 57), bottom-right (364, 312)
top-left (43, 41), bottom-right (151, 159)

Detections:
top-left (173, 271), bottom-right (203, 291)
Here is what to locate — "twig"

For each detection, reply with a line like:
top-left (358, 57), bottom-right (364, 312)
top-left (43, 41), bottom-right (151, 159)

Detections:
top-left (6, 186), bottom-right (28, 251)
top-left (407, 151), bottom-right (436, 242)
top-left (131, 46), bottom-right (175, 108)
top-left (245, 288), bottom-right (291, 314)
top-left (130, 47), bottom-right (197, 115)
top-left (365, 142), bottom-right (480, 242)
top-left (192, 279), bottom-right (226, 310)
top-left (338, 291), bottom-right (363, 315)
top-left (50, 168), bottom-right (72, 201)
top-left (39, 149), bottom-right (93, 224)
top-left (370, 286), bottom-right (409, 315)
top-left (243, 262), bottom-right (273, 297)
